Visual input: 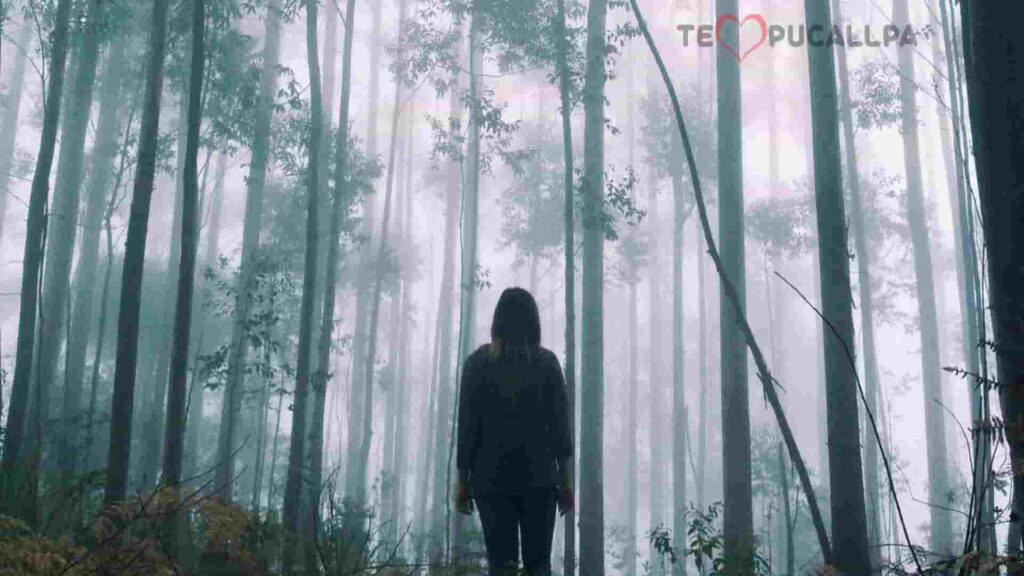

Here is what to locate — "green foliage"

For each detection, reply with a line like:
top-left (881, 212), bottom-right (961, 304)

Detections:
top-left (499, 122), bottom-right (564, 267)
top-left (745, 195), bottom-right (813, 258)
top-left (851, 59), bottom-right (902, 131)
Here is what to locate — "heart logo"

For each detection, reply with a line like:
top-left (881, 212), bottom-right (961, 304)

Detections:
top-left (715, 13), bottom-right (768, 63)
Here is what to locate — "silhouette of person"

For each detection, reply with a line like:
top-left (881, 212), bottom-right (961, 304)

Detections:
top-left (454, 287), bottom-right (574, 576)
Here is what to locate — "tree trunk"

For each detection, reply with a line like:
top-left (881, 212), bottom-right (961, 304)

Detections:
top-left (671, 148), bottom-right (687, 576)
top-left (162, 0), bottom-right (204, 490)
top-left (185, 152), bottom-right (226, 480)
top-left (830, 0), bottom-right (882, 564)
top-left (348, 5), bottom-right (407, 549)
top-left (805, 0), bottom-right (871, 572)
top-left (0, 24), bottom-right (31, 243)
top-left (102, 0), bottom-right (172, 506)
top-left (777, 444), bottom-right (794, 576)
top-left (716, 0), bottom-right (752, 570)
top-left (64, 34), bottom-right (128, 478)
top-left (647, 165), bottom-right (665, 576)
top-left (697, 228), bottom-right (708, 519)
top-left (215, 0), bottom-right (282, 498)
top-left (281, 0), bottom-right (323, 568)
top-left (428, 20), bottom-right (462, 564)
top-left (0, 0), bottom-right (74, 521)
top-left (40, 0), bottom-right (104, 485)
top-left (449, 15), bottom-right (482, 562)
top-left (554, 0), bottom-right (577, 572)
top-left (579, 0), bottom-right (608, 571)
top-left (626, 274), bottom-right (638, 576)
top-left (305, 0), bottom-right (355, 542)
top-left (938, 0), bottom-right (993, 554)
top-left (959, 0), bottom-right (1024, 554)
top-left (345, 0), bottom-right (384, 490)
top-left (892, 0), bottom-right (953, 555)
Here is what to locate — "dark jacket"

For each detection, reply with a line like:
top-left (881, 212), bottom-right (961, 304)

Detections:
top-left (456, 344), bottom-right (572, 497)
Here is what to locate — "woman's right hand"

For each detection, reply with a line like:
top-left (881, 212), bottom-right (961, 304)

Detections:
top-left (558, 484), bottom-right (575, 516)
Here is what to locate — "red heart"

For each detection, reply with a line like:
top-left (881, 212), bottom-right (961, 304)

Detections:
top-left (715, 13), bottom-right (768, 63)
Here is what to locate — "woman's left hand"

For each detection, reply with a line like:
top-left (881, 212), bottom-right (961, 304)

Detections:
top-left (454, 479), bottom-right (474, 515)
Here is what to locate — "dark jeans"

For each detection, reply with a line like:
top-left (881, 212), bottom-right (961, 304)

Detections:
top-left (475, 488), bottom-right (558, 576)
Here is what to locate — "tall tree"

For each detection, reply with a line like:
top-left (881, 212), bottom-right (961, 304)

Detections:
top-left (450, 10), bottom-right (482, 561)
top-left (162, 0), bottom-right (205, 490)
top-left (38, 0), bottom-right (105, 479)
top-left (715, 0), bottom-right (752, 570)
top-left (0, 24), bottom-right (31, 242)
top-left (345, 0), bottom-right (384, 492)
top-left (103, 0), bottom-right (173, 505)
top-left (281, 0), bottom-right (323, 567)
top-left (554, 0), bottom-right (577, 572)
top-left (936, 0), bottom-right (993, 553)
top-left (670, 103), bottom-right (688, 576)
top-left (428, 19), bottom-right (463, 563)
top-left (829, 0), bottom-right (881, 561)
top-left (804, 0), bottom-right (871, 572)
top-left (307, 0), bottom-right (357, 540)
top-left (892, 0), bottom-right (953, 554)
top-left (1, 0), bottom-right (74, 521)
top-left (63, 34), bottom-right (129, 481)
top-left (579, 0), bottom-right (608, 572)
top-left (959, 0), bottom-right (1024, 553)
top-left (215, 0), bottom-right (283, 497)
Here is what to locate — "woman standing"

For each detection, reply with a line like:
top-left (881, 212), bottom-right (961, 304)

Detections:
top-left (454, 287), bottom-right (575, 576)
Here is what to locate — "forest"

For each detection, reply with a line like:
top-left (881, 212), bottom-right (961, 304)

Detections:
top-left (0, 0), bottom-right (1020, 573)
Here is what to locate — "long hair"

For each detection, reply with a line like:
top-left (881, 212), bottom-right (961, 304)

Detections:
top-left (490, 287), bottom-right (541, 356)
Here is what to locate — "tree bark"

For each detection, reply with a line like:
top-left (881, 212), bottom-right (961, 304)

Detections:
top-left (579, 0), bottom-right (608, 571)
top-left (0, 24), bottom-right (31, 243)
top-left (102, 0), bottom-right (172, 506)
top-left (554, 0), bottom-right (577, 571)
top-left (43, 0), bottom-right (107, 481)
top-left (671, 141), bottom-right (687, 576)
top-left (715, 0), bottom-right (752, 571)
top-left (0, 0), bottom-right (74, 518)
top-left (214, 0), bottom-right (282, 498)
top-left (805, 1), bottom-right (872, 572)
top-left (959, 0), bottom-right (1024, 554)
top-left (162, 0), bottom-right (204, 490)
top-left (829, 0), bottom-right (882, 565)
top-left (281, 0), bottom-right (323, 568)
top-left (892, 0), bottom-right (953, 555)
top-left (306, 0), bottom-right (355, 542)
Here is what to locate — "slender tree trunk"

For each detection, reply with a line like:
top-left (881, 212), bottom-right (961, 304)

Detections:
top-left (305, 0), bottom-right (355, 543)
top-left (186, 152), bottom-right (226, 479)
top-left (830, 0), bottom-right (882, 564)
top-left (716, 0), bottom-right (752, 570)
top-left (580, 0), bottom-right (608, 571)
top-left (0, 24), bottom-right (31, 243)
top-left (959, 0), bottom-right (1024, 555)
top-left (449, 14), bottom-right (482, 561)
top-left (162, 0), bottom-right (204, 490)
top-left (554, 0), bottom-right (577, 572)
top-left (647, 165), bottom-right (665, 576)
top-left (346, 0), bottom-right (384, 488)
top-left (626, 274), bottom-right (638, 576)
top-left (938, 0), bottom-right (993, 554)
top-left (697, 228), bottom-right (708, 521)
top-left (671, 152), bottom-right (687, 576)
top-left (778, 444), bottom-right (794, 576)
top-left (805, 0), bottom-right (871, 572)
top-left (892, 0), bottom-right (953, 555)
top-left (428, 20), bottom-right (463, 564)
top-left (102, 0), bottom-right (172, 506)
top-left (64, 34), bottom-right (128, 476)
top-left (281, 0), bottom-right (323, 568)
top-left (215, 0), bottom-right (282, 498)
top-left (0, 0), bottom-right (73, 521)
top-left (386, 103), bottom-right (415, 552)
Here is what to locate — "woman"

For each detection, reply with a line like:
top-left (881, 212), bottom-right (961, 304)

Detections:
top-left (454, 287), bottom-right (574, 576)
